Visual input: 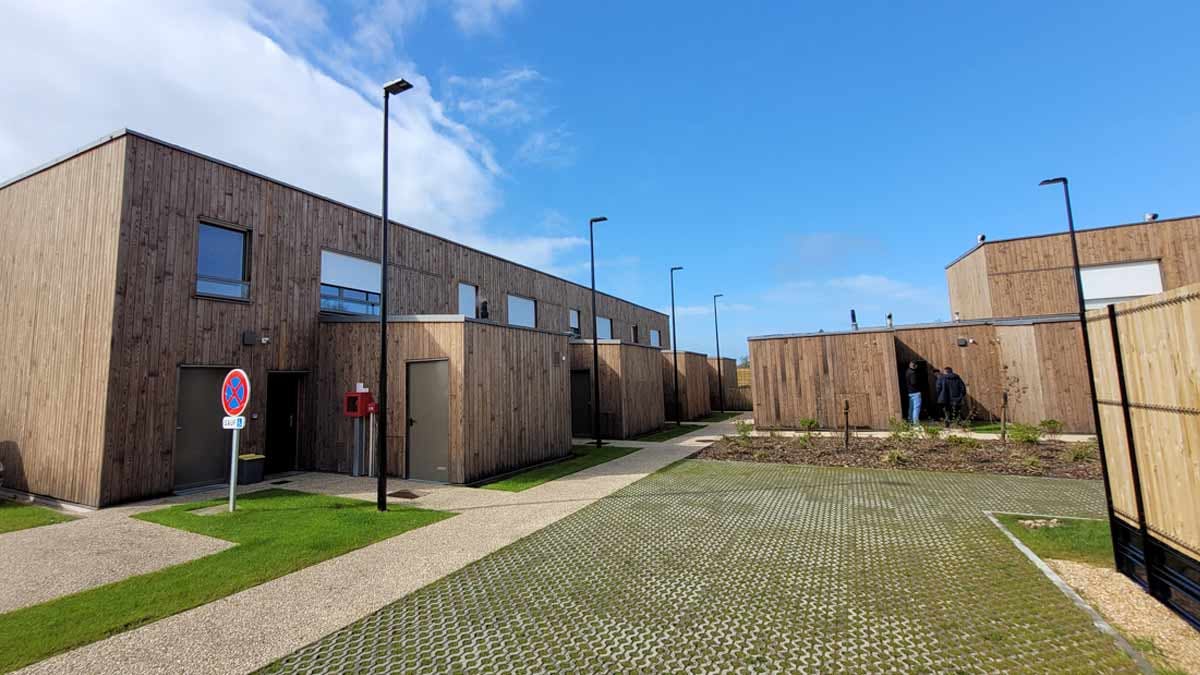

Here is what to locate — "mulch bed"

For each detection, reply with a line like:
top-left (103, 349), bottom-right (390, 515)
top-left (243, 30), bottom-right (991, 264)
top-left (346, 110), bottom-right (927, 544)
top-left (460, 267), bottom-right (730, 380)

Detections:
top-left (699, 432), bottom-right (1101, 480)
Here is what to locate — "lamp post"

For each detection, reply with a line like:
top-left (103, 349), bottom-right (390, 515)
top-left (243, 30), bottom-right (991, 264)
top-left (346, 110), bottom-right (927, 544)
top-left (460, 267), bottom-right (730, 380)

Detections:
top-left (713, 293), bottom-right (724, 414)
top-left (589, 216), bottom-right (608, 448)
top-left (670, 266), bottom-right (683, 425)
top-left (377, 77), bottom-right (412, 512)
top-left (1039, 176), bottom-right (1118, 562)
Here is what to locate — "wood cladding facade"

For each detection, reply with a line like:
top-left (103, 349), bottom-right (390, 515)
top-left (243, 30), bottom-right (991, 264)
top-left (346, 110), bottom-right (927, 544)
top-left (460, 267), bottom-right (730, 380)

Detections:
top-left (0, 131), bottom-right (662, 506)
top-left (0, 137), bottom-right (127, 506)
top-left (662, 351), bottom-right (712, 421)
top-left (707, 357), bottom-right (750, 411)
top-left (317, 318), bottom-right (571, 484)
top-left (947, 217), bottom-right (1200, 320)
top-left (569, 340), bottom-right (664, 439)
top-left (750, 317), bottom-right (1094, 432)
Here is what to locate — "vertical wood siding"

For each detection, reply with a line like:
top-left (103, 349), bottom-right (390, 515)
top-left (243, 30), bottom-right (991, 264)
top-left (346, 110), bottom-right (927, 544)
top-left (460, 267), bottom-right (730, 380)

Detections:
top-left (661, 351), bottom-right (712, 421)
top-left (0, 138), bottom-right (127, 506)
top-left (568, 341), bottom-right (664, 439)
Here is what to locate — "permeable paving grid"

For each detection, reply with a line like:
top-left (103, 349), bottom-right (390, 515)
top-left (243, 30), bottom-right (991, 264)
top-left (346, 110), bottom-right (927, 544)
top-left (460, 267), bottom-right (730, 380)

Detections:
top-left (261, 460), bottom-right (1137, 673)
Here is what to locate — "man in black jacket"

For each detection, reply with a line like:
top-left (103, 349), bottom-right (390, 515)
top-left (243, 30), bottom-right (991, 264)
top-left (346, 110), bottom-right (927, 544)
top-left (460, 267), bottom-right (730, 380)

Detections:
top-left (905, 362), bottom-right (921, 425)
top-left (937, 367), bottom-right (967, 427)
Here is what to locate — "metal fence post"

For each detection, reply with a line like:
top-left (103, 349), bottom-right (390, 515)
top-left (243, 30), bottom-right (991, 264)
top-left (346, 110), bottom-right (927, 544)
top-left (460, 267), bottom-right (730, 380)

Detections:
top-left (1107, 303), bottom-right (1161, 598)
top-left (1001, 391), bottom-right (1008, 445)
top-left (843, 399), bottom-right (850, 451)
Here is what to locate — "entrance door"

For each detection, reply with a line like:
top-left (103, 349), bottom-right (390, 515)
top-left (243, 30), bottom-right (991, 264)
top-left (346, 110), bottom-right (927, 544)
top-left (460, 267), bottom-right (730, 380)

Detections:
top-left (406, 360), bottom-right (449, 482)
top-left (570, 369), bottom-right (592, 435)
top-left (174, 367), bottom-right (231, 489)
top-left (266, 372), bottom-right (302, 474)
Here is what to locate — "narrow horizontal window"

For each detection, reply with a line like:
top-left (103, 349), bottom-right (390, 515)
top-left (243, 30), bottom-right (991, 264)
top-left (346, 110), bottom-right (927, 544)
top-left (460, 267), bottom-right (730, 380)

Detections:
top-left (320, 283), bottom-right (381, 316)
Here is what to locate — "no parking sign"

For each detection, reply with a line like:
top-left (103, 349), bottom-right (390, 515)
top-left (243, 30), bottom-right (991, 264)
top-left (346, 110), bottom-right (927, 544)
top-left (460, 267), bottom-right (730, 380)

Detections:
top-left (222, 368), bottom-right (250, 511)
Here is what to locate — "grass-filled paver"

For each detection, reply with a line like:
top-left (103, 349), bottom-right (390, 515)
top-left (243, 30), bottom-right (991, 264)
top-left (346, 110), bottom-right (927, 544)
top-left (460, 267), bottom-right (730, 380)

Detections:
top-left (481, 445), bottom-right (640, 492)
top-left (264, 462), bottom-right (1137, 673)
top-left (695, 411), bottom-right (742, 423)
top-left (0, 501), bottom-right (75, 534)
top-left (0, 489), bottom-right (452, 673)
top-left (996, 513), bottom-right (1115, 567)
top-left (634, 423), bottom-right (704, 442)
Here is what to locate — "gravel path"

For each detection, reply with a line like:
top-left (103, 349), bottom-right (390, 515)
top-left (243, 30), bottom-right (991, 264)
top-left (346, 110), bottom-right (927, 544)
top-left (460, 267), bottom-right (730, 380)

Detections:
top-left (0, 509), bottom-right (231, 613)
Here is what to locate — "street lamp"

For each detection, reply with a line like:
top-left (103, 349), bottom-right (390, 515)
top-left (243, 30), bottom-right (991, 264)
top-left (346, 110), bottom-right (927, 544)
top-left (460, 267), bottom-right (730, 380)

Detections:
top-left (589, 216), bottom-right (608, 449)
top-left (377, 77), bottom-right (412, 512)
top-left (1039, 176), bottom-right (1118, 561)
top-left (713, 293), bottom-right (724, 414)
top-left (670, 266), bottom-right (683, 425)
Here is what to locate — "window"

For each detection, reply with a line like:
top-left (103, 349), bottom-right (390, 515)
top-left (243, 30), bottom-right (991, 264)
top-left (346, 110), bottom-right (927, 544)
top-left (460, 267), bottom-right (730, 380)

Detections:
top-left (631, 324), bottom-right (640, 343)
top-left (650, 329), bottom-right (661, 347)
top-left (507, 294), bottom-right (537, 328)
top-left (459, 283), bottom-right (478, 318)
top-left (596, 316), bottom-right (612, 339)
top-left (1080, 260), bottom-right (1164, 309)
top-left (320, 250), bottom-right (381, 315)
top-left (569, 308), bottom-right (581, 337)
top-left (196, 222), bottom-right (250, 299)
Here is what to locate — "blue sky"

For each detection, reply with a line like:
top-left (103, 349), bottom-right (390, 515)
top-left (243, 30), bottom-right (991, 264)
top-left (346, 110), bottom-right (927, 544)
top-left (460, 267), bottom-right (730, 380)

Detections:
top-left (3, 2), bottom-right (1198, 359)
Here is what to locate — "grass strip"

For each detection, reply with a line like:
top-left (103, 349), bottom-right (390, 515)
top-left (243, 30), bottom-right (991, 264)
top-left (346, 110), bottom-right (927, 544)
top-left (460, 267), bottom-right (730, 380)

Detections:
top-left (481, 445), bottom-right (640, 492)
top-left (995, 513), bottom-right (1114, 567)
top-left (635, 423), bottom-right (705, 442)
top-left (0, 489), bottom-right (452, 672)
top-left (695, 412), bottom-right (743, 423)
top-left (0, 501), bottom-right (76, 535)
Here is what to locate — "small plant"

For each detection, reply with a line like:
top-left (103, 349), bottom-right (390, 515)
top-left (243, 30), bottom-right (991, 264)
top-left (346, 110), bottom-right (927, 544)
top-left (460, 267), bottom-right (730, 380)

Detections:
top-left (921, 425), bottom-right (943, 440)
top-left (945, 434), bottom-right (981, 451)
top-left (734, 420), bottom-right (754, 439)
top-left (1008, 423), bottom-right (1043, 444)
top-left (881, 449), bottom-right (909, 465)
top-left (1021, 456), bottom-right (1042, 470)
top-left (798, 418), bottom-right (819, 432)
top-left (1037, 419), bottom-right (1064, 436)
top-left (887, 417), bottom-right (917, 442)
top-left (1064, 442), bottom-right (1097, 463)
top-left (752, 450), bottom-right (769, 461)
top-left (789, 432), bottom-right (813, 450)
top-left (768, 430), bottom-right (779, 438)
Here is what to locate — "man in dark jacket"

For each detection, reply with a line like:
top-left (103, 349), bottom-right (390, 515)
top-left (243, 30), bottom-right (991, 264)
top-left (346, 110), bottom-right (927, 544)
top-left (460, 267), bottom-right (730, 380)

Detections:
top-left (937, 367), bottom-right (967, 427)
top-left (905, 362), bottom-right (921, 425)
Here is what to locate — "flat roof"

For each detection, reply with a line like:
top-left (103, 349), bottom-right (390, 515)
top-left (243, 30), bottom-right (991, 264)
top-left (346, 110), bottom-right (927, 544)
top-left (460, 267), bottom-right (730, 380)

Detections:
top-left (748, 313), bottom-right (1080, 341)
top-left (944, 214), bottom-right (1200, 269)
top-left (568, 338), bottom-right (663, 350)
top-left (320, 313), bottom-right (572, 338)
top-left (0, 129), bottom-right (668, 320)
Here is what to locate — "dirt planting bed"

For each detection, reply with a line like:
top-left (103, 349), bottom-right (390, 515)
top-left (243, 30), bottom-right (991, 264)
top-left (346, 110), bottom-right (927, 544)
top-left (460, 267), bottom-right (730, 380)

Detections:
top-left (699, 432), bottom-right (1101, 480)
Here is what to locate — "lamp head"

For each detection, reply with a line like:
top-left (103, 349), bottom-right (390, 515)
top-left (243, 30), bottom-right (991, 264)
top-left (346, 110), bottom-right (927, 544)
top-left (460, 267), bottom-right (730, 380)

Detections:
top-left (671, 266), bottom-right (683, 272)
top-left (1039, 177), bottom-right (1067, 186)
top-left (589, 216), bottom-right (608, 225)
top-left (714, 293), bottom-right (724, 299)
top-left (383, 78), bottom-right (414, 96)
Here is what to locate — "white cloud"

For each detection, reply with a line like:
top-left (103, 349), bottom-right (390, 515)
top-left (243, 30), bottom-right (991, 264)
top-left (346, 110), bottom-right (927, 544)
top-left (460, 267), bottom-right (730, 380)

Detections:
top-left (515, 126), bottom-right (575, 168)
top-left (660, 303), bottom-right (754, 317)
top-left (0, 0), bottom-right (576, 271)
top-left (449, 0), bottom-right (522, 35)
top-left (446, 68), bottom-right (545, 128)
top-left (826, 275), bottom-right (939, 304)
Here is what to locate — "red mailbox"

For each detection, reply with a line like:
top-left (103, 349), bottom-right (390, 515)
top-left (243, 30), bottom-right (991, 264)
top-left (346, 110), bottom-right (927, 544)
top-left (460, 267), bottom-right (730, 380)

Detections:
top-left (343, 391), bottom-right (375, 418)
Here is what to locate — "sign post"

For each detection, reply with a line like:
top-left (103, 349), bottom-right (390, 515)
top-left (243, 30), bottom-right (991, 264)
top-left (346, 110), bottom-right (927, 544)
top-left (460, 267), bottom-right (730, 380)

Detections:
top-left (221, 368), bottom-right (250, 512)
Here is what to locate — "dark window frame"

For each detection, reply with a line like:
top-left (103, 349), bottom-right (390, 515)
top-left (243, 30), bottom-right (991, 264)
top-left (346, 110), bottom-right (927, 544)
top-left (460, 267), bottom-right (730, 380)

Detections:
top-left (569, 308), bottom-right (581, 337)
top-left (194, 220), bottom-right (252, 302)
top-left (459, 281), bottom-right (479, 318)
top-left (506, 293), bottom-right (538, 328)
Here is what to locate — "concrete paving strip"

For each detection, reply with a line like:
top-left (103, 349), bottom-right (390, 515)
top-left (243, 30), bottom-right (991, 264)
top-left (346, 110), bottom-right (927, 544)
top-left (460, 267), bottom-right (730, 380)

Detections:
top-left (17, 443), bottom-right (698, 675)
top-left (0, 513), bottom-right (233, 613)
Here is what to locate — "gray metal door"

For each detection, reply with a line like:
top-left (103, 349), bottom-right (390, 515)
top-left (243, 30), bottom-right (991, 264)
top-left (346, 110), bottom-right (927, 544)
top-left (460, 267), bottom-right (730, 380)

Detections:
top-left (406, 360), bottom-right (449, 482)
top-left (174, 367), bottom-right (231, 489)
top-left (570, 369), bottom-right (592, 435)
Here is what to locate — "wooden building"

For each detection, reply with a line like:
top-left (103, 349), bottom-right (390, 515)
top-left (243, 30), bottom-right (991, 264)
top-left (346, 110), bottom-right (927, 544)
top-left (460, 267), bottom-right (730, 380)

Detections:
top-left (749, 315), bottom-right (1093, 432)
top-left (316, 316), bottom-right (570, 484)
top-left (0, 130), bottom-right (667, 507)
top-left (706, 357), bottom-right (750, 412)
top-left (662, 350), bottom-right (712, 421)
top-left (946, 216), bottom-right (1200, 320)
top-left (567, 340), bottom-right (664, 440)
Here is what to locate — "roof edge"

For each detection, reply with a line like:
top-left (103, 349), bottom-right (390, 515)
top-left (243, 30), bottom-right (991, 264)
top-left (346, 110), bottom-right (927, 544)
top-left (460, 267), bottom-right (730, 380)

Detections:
top-left (748, 312), bottom-right (1081, 341)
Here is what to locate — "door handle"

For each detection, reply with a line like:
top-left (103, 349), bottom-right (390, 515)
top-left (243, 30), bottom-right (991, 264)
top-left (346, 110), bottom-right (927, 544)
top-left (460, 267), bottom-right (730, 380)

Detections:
top-left (176, 426), bottom-right (183, 431)
top-left (408, 418), bottom-right (416, 426)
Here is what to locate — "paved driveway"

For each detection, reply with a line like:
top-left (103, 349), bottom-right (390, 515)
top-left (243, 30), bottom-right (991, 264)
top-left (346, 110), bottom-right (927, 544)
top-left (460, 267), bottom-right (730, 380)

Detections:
top-left (262, 460), bottom-right (1137, 673)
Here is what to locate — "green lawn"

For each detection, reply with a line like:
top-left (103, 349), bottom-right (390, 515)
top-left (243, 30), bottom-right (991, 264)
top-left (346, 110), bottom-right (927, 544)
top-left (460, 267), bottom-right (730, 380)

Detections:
top-left (695, 411), bottom-right (742, 423)
top-left (969, 422), bottom-right (1004, 433)
top-left (996, 513), bottom-right (1114, 567)
top-left (634, 423), bottom-right (705, 442)
top-left (482, 445), bottom-right (640, 492)
top-left (0, 489), bottom-right (452, 673)
top-left (0, 501), bottom-right (76, 534)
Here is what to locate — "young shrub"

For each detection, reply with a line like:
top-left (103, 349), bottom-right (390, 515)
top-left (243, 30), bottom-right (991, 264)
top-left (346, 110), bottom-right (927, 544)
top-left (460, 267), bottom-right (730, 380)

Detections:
top-left (798, 418), bottom-right (819, 432)
top-left (734, 420), bottom-right (754, 440)
top-left (789, 432), bottom-right (813, 450)
top-left (1008, 423), bottom-right (1043, 444)
top-left (946, 434), bottom-right (981, 451)
top-left (1021, 456), bottom-right (1042, 471)
top-left (1065, 441), bottom-right (1097, 463)
top-left (1038, 419), bottom-right (1064, 436)
top-left (922, 424), bottom-right (943, 440)
top-left (881, 449), bottom-right (909, 465)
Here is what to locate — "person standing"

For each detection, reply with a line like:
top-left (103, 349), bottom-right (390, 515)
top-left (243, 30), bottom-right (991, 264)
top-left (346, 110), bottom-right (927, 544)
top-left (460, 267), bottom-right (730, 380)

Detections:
top-left (906, 361), bottom-right (921, 425)
top-left (938, 367), bottom-right (968, 427)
